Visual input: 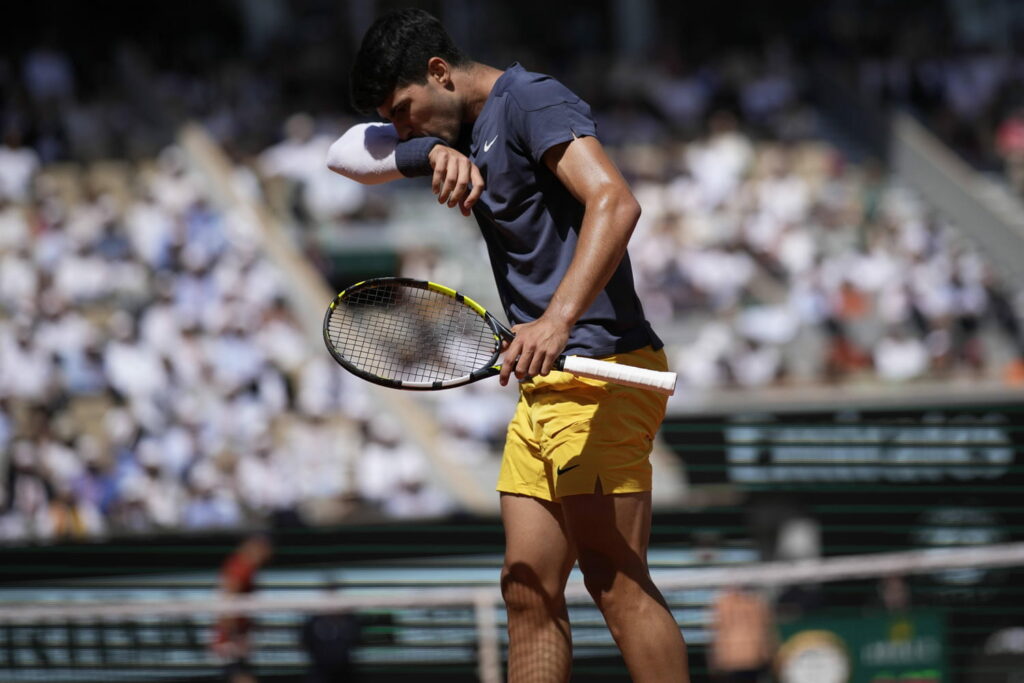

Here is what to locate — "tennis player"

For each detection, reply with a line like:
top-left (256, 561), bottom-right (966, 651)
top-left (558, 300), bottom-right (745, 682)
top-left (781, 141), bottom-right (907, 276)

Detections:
top-left (328, 9), bottom-right (689, 682)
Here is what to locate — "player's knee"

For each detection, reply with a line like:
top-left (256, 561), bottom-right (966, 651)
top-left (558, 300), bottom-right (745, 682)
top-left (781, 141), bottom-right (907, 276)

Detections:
top-left (578, 546), bottom-right (651, 607)
top-left (577, 548), bottom-right (619, 603)
top-left (501, 562), bottom-right (561, 614)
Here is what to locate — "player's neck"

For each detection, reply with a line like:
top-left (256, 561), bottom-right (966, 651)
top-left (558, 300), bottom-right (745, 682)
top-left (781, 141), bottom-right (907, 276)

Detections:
top-left (456, 62), bottom-right (504, 123)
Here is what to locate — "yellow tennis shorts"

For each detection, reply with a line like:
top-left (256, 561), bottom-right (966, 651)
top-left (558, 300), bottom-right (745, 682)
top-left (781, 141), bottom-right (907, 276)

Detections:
top-left (496, 345), bottom-right (669, 501)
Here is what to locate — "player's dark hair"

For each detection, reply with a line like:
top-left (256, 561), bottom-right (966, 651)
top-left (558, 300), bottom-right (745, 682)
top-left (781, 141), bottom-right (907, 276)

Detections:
top-left (350, 8), bottom-right (469, 115)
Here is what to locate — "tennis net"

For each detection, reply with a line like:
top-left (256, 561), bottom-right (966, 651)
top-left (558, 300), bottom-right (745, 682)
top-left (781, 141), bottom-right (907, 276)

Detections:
top-left (1, 542), bottom-right (1022, 682)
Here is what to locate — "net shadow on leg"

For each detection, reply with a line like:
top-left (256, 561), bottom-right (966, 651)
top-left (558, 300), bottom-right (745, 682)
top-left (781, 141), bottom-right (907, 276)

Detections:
top-left (500, 493), bottom-right (577, 683)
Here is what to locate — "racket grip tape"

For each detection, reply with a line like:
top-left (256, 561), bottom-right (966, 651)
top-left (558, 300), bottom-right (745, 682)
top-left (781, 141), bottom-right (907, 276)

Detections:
top-left (559, 356), bottom-right (677, 396)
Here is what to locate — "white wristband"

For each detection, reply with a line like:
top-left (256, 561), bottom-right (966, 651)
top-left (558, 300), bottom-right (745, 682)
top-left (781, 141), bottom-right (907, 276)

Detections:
top-left (326, 123), bottom-right (403, 185)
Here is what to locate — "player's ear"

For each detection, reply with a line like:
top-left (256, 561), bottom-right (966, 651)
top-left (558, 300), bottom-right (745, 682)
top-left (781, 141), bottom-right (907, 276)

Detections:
top-left (427, 57), bottom-right (451, 87)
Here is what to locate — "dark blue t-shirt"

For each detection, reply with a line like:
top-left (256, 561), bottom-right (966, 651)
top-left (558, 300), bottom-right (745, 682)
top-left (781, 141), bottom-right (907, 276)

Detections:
top-left (401, 64), bottom-right (661, 357)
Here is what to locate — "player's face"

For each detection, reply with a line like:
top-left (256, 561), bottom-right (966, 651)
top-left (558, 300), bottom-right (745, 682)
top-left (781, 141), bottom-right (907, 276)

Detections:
top-left (378, 78), bottom-right (461, 145)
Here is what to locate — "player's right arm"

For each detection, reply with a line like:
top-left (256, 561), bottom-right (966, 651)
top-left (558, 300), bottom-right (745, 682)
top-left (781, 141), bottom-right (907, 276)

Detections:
top-left (326, 123), bottom-right (483, 215)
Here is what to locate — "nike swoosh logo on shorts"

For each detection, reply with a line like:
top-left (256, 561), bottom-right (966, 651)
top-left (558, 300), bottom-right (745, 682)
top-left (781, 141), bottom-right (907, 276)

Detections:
top-left (483, 135), bottom-right (498, 152)
top-left (556, 464), bottom-right (580, 475)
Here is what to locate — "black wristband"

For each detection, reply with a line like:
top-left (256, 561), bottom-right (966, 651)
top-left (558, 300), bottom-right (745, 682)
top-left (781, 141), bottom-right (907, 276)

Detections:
top-left (395, 137), bottom-right (446, 177)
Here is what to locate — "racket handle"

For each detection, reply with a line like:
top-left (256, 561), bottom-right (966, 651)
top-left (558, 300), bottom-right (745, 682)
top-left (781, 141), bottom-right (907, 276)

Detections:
top-left (560, 356), bottom-right (677, 396)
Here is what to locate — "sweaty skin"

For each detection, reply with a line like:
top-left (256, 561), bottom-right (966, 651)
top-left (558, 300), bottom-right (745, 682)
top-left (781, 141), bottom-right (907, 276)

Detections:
top-left (499, 136), bottom-right (640, 385)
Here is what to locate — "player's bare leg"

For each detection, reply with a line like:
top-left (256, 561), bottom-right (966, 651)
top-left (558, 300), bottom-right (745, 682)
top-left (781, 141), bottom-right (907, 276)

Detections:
top-left (561, 484), bottom-right (690, 683)
top-left (500, 493), bottom-right (577, 683)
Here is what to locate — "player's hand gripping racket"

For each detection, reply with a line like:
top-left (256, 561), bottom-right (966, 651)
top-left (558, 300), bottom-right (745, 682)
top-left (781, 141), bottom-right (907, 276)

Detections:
top-left (323, 278), bottom-right (676, 395)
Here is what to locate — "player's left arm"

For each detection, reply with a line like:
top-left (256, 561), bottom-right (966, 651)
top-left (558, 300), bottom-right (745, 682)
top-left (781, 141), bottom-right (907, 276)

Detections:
top-left (499, 135), bottom-right (640, 384)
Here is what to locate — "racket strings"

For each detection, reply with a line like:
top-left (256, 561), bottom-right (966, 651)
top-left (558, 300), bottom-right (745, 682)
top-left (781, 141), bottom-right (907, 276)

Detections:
top-left (326, 284), bottom-right (498, 383)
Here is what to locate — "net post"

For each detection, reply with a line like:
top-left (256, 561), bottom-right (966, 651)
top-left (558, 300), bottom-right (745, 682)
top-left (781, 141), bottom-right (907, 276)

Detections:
top-left (474, 590), bottom-right (502, 683)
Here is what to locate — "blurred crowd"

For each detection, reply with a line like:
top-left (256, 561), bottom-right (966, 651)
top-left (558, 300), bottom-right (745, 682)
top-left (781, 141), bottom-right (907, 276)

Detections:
top-left (0, 149), bottom-right (454, 544)
top-left (856, 46), bottom-right (1024, 189)
top-left (621, 112), bottom-right (1024, 389)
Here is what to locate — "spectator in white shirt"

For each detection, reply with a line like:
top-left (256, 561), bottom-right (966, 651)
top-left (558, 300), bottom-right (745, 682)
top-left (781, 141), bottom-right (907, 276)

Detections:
top-left (182, 461), bottom-right (243, 530)
top-left (0, 323), bottom-right (56, 402)
top-left (125, 192), bottom-right (178, 268)
top-left (260, 113), bottom-right (367, 223)
top-left (0, 130), bottom-right (40, 202)
top-left (102, 311), bottom-right (168, 400)
top-left (0, 246), bottom-right (39, 310)
top-left (874, 326), bottom-right (929, 382)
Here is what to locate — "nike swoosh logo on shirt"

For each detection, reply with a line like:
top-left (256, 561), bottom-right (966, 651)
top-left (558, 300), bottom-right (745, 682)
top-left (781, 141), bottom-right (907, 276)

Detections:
top-left (556, 464), bottom-right (580, 475)
top-left (483, 135), bottom-right (498, 152)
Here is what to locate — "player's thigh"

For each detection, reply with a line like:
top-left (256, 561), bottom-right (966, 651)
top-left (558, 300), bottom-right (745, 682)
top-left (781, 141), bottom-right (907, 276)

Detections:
top-left (560, 490), bottom-right (653, 581)
top-left (500, 493), bottom-right (576, 596)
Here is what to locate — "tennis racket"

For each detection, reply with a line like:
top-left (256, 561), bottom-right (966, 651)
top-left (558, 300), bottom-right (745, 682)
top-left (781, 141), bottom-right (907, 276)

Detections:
top-left (323, 277), bottom-right (676, 395)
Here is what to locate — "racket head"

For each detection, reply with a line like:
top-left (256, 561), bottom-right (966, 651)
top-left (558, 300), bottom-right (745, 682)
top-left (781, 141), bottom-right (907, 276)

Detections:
top-left (323, 278), bottom-right (506, 390)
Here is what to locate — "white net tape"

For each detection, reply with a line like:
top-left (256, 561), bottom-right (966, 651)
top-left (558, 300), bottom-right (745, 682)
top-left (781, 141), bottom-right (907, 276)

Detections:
top-left (2, 542), bottom-right (1022, 622)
